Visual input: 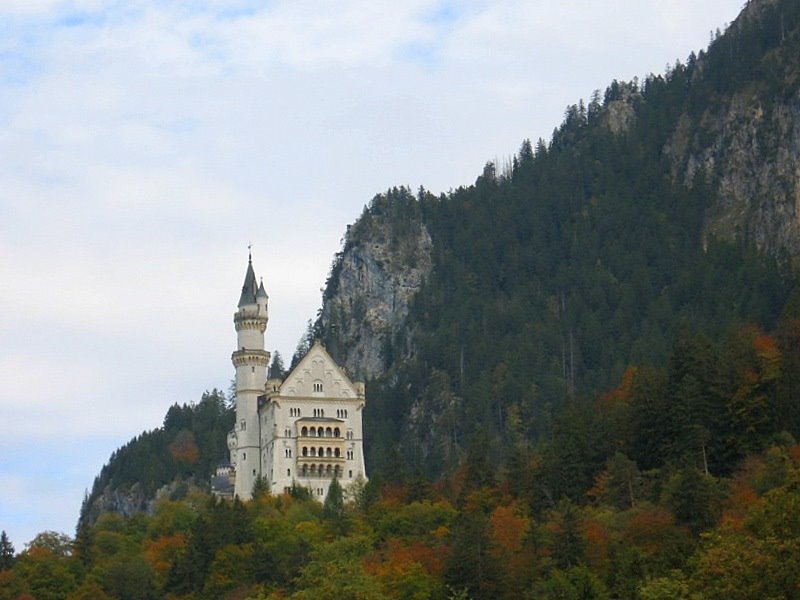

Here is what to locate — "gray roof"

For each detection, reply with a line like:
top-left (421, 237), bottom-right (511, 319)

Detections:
top-left (238, 259), bottom-right (258, 307)
top-left (211, 475), bottom-right (233, 493)
top-left (257, 279), bottom-right (268, 299)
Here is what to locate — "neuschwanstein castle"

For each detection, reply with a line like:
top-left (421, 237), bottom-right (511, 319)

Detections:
top-left (221, 254), bottom-right (367, 500)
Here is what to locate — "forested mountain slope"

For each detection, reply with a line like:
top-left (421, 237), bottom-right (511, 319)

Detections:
top-left (76, 0), bottom-right (800, 536)
top-left (318, 0), bottom-right (800, 476)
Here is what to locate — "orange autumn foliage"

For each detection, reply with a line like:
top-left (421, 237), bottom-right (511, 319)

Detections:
top-left (582, 519), bottom-right (611, 574)
top-left (380, 484), bottom-right (409, 506)
top-left (143, 533), bottom-right (186, 580)
top-left (489, 505), bottom-right (528, 556)
top-left (621, 505), bottom-right (689, 558)
top-left (789, 443), bottom-right (800, 466)
top-left (719, 481), bottom-right (758, 531)
top-left (168, 430), bottom-right (200, 466)
top-left (598, 366), bottom-right (638, 408)
top-left (365, 538), bottom-right (446, 579)
top-left (754, 334), bottom-right (780, 362)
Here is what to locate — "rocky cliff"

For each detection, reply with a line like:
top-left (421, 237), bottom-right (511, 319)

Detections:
top-left (81, 479), bottom-right (205, 525)
top-left (319, 188), bottom-right (433, 380)
top-left (664, 0), bottom-right (800, 259)
top-left (675, 93), bottom-right (800, 257)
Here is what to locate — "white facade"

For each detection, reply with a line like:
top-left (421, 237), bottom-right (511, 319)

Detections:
top-left (229, 257), bottom-right (367, 501)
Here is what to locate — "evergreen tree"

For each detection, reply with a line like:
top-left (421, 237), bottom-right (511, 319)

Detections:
top-left (0, 531), bottom-right (14, 570)
top-left (252, 474), bottom-right (270, 499)
top-left (322, 477), bottom-right (347, 533)
top-left (269, 351), bottom-right (286, 379)
top-left (291, 320), bottom-right (317, 368)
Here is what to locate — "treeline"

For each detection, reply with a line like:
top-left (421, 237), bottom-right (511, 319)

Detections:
top-left (2, 352), bottom-right (800, 600)
top-left (79, 390), bottom-right (234, 527)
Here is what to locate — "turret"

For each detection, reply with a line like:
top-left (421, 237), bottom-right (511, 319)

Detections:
top-left (256, 279), bottom-right (268, 317)
top-left (231, 252), bottom-right (270, 499)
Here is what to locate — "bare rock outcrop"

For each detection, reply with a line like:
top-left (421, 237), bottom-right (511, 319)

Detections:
top-left (319, 190), bottom-right (433, 380)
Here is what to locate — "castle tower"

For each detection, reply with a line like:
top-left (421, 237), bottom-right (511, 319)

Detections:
top-left (231, 252), bottom-right (270, 499)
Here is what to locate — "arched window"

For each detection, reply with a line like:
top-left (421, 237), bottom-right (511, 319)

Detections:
top-left (335, 465), bottom-right (341, 476)
top-left (326, 448), bottom-right (332, 457)
top-left (325, 427), bottom-right (332, 437)
top-left (302, 447), bottom-right (308, 457)
top-left (334, 427), bottom-right (340, 437)
top-left (318, 447), bottom-right (324, 457)
top-left (334, 448), bottom-right (340, 457)
top-left (317, 428), bottom-right (323, 437)
top-left (310, 448), bottom-right (316, 457)
top-left (301, 465), bottom-right (307, 476)
top-left (301, 426), bottom-right (308, 436)
top-left (310, 427), bottom-right (316, 437)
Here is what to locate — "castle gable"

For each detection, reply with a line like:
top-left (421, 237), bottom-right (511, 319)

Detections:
top-left (281, 342), bottom-right (357, 399)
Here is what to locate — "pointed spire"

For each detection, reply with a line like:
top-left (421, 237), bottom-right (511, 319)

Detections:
top-left (257, 277), bottom-right (268, 299)
top-left (238, 251), bottom-right (258, 308)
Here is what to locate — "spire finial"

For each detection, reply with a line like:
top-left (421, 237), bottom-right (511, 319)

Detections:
top-left (248, 242), bottom-right (253, 263)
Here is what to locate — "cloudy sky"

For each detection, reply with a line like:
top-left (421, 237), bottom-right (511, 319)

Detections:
top-left (0, 0), bottom-right (745, 547)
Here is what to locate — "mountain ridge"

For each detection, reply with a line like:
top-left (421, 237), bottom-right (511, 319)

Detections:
top-left (318, 0), bottom-right (800, 475)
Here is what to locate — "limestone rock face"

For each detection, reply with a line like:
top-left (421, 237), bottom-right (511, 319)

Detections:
top-left (661, 0), bottom-right (800, 260)
top-left (81, 479), bottom-right (202, 525)
top-left (666, 90), bottom-right (800, 258)
top-left (602, 85), bottom-right (638, 135)
top-left (319, 193), bottom-right (433, 380)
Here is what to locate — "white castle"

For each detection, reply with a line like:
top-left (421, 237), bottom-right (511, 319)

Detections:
top-left (225, 254), bottom-right (367, 500)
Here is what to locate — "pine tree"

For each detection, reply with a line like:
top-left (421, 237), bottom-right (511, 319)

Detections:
top-left (268, 351), bottom-right (286, 379)
top-left (323, 477), bottom-right (345, 521)
top-left (252, 474), bottom-right (270, 499)
top-left (0, 530), bottom-right (14, 570)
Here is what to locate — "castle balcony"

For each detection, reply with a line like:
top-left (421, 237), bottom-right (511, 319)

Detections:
top-left (231, 349), bottom-right (270, 367)
top-left (297, 439), bottom-right (345, 460)
top-left (234, 307), bottom-right (267, 320)
top-left (296, 463), bottom-right (344, 479)
top-left (295, 418), bottom-right (344, 440)
top-left (297, 454), bottom-right (345, 463)
top-left (233, 309), bottom-right (268, 332)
